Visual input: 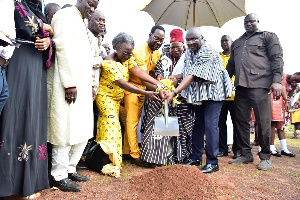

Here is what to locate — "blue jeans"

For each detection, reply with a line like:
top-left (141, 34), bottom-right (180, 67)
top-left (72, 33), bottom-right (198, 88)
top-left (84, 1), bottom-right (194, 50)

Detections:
top-left (191, 101), bottom-right (223, 165)
top-left (0, 67), bottom-right (9, 115)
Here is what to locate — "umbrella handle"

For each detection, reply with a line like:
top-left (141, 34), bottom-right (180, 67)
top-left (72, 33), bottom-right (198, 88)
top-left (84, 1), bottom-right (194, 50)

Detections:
top-left (193, 0), bottom-right (196, 27)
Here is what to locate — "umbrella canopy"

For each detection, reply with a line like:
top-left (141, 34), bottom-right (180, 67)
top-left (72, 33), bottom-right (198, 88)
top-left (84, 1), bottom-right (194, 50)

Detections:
top-left (142, 0), bottom-right (247, 30)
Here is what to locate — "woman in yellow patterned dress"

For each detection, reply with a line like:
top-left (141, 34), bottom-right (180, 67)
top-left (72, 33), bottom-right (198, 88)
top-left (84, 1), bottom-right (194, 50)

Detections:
top-left (95, 32), bottom-right (162, 163)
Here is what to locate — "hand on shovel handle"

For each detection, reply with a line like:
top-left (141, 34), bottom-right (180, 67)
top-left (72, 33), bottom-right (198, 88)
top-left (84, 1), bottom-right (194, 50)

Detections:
top-left (165, 92), bottom-right (175, 104)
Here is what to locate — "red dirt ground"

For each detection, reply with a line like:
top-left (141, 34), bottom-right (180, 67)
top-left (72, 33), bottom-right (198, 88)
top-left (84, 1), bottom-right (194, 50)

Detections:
top-left (40, 137), bottom-right (300, 200)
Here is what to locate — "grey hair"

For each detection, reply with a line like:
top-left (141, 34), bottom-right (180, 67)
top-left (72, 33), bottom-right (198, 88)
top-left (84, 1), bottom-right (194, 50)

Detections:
top-left (112, 32), bottom-right (134, 50)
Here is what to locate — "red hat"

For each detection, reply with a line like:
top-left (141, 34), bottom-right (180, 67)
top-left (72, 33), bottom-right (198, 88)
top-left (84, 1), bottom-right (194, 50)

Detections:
top-left (170, 29), bottom-right (184, 43)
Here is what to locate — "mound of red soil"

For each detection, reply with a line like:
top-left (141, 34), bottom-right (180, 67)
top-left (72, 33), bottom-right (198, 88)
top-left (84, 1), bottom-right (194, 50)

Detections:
top-left (129, 165), bottom-right (221, 200)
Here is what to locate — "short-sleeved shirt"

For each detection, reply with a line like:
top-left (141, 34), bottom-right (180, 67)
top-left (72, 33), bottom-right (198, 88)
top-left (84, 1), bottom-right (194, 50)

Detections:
top-left (98, 57), bottom-right (136, 100)
top-left (128, 42), bottom-right (161, 87)
top-left (220, 52), bottom-right (235, 101)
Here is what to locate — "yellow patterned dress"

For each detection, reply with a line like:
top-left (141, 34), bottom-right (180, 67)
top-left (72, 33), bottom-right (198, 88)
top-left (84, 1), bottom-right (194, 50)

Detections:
top-left (95, 57), bottom-right (135, 163)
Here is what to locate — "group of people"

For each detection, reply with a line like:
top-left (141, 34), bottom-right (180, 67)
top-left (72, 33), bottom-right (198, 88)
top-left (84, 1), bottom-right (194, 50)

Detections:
top-left (0, 0), bottom-right (299, 199)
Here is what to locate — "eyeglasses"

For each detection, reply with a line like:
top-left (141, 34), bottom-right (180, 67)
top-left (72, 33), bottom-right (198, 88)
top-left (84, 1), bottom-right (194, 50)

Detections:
top-left (186, 38), bottom-right (200, 44)
top-left (118, 48), bottom-right (133, 57)
top-left (152, 35), bottom-right (164, 44)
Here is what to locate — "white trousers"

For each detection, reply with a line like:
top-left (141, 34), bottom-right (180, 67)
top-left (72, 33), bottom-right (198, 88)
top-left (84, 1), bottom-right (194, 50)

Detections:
top-left (51, 141), bottom-right (87, 181)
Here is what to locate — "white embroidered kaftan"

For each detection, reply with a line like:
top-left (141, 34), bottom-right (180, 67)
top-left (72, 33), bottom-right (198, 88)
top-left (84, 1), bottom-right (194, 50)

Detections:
top-left (48, 6), bottom-right (93, 146)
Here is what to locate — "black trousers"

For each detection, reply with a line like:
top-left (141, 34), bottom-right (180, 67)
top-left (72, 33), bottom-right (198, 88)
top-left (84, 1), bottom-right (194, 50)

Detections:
top-left (218, 101), bottom-right (240, 154)
top-left (235, 87), bottom-right (271, 160)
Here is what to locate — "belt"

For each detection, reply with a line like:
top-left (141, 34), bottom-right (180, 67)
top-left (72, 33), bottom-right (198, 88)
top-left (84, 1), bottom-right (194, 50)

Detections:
top-left (0, 57), bottom-right (9, 69)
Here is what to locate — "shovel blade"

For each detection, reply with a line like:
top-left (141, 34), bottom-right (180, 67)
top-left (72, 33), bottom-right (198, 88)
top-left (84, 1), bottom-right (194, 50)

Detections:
top-left (154, 116), bottom-right (179, 136)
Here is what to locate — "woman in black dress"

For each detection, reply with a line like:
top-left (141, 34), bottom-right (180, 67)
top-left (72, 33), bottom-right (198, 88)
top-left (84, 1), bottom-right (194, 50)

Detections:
top-left (0, 0), bottom-right (52, 199)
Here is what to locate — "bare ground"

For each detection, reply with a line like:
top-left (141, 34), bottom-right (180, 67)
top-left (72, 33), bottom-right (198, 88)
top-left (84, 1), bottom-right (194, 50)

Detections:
top-left (40, 132), bottom-right (300, 200)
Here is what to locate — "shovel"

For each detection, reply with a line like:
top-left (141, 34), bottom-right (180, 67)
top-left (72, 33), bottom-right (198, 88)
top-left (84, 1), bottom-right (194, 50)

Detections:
top-left (154, 99), bottom-right (179, 136)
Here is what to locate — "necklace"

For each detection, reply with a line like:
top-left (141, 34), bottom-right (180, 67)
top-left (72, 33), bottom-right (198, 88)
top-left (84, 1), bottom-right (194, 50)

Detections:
top-left (84, 20), bottom-right (93, 53)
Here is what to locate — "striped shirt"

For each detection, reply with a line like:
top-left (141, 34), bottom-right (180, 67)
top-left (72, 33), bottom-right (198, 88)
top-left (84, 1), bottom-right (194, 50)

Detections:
top-left (181, 43), bottom-right (234, 103)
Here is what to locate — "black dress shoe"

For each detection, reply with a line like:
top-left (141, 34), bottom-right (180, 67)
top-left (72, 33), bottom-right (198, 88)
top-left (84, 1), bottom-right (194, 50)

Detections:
top-left (281, 150), bottom-right (295, 157)
top-left (122, 154), bottom-right (132, 160)
top-left (131, 158), bottom-right (152, 168)
top-left (217, 151), bottom-right (228, 157)
top-left (271, 150), bottom-right (281, 157)
top-left (233, 152), bottom-right (241, 159)
top-left (50, 178), bottom-right (82, 192)
top-left (201, 164), bottom-right (219, 173)
top-left (68, 172), bottom-right (90, 182)
top-left (229, 155), bottom-right (254, 164)
top-left (183, 159), bottom-right (202, 166)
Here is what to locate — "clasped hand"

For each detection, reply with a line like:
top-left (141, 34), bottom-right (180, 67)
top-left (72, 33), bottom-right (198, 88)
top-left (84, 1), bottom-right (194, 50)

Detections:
top-left (35, 37), bottom-right (50, 51)
top-left (168, 75), bottom-right (178, 87)
top-left (157, 90), bottom-right (175, 104)
top-left (145, 89), bottom-right (168, 102)
top-left (165, 92), bottom-right (175, 104)
top-left (65, 87), bottom-right (77, 104)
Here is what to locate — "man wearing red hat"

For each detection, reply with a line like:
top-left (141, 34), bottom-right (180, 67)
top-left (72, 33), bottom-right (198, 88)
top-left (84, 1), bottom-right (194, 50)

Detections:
top-left (139, 29), bottom-right (194, 165)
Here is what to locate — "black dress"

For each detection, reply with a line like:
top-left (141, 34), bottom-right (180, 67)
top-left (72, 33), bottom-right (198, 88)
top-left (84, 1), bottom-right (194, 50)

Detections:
top-left (0, 0), bottom-right (51, 197)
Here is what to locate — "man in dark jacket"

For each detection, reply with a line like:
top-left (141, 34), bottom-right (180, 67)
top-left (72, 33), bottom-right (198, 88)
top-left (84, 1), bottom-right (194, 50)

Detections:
top-left (227, 13), bottom-right (283, 171)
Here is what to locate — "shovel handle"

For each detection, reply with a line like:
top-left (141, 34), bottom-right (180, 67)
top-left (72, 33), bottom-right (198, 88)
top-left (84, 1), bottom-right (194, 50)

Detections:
top-left (164, 99), bottom-right (168, 127)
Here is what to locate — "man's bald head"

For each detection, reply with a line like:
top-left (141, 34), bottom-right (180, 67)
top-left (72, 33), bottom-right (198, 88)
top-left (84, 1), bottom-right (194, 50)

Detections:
top-left (88, 10), bottom-right (106, 38)
top-left (185, 27), bottom-right (204, 53)
top-left (221, 35), bottom-right (232, 53)
top-left (246, 13), bottom-right (259, 21)
top-left (90, 10), bottom-right (104, 20)
top-left (186, 27), bottom-right (202, 37)
top-left (45, 3), bottom-right (61, 24)
top-left (244, 13), bottom-right (259, 34)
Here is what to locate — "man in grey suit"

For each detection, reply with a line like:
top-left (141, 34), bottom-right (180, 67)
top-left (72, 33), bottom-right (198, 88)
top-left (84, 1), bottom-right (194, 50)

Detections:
top-left (227, 13), bottom-right (283, 170)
